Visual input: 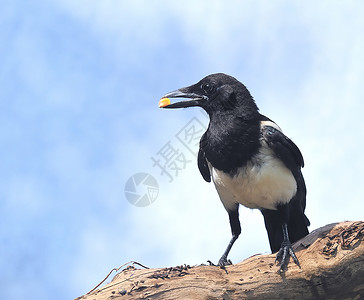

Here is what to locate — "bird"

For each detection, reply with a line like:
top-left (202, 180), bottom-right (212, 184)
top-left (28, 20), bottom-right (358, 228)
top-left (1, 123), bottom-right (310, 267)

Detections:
top-left (159, 73), bottom-right (310, 272)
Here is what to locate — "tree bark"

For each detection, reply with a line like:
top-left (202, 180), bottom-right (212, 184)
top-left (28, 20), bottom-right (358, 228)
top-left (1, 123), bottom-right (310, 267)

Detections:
top-left (77, 221), bottom-right (364, 300)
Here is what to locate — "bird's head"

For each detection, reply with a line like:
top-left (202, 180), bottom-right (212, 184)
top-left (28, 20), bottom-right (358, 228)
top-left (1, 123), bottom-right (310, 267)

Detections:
top-left (159, 73), bottom-right (259, 117)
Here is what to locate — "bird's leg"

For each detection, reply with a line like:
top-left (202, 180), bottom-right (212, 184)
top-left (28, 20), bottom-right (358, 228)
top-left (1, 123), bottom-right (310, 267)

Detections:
top-left (218, 234), bottom-right (238, 266)
top-left (218, 205), bottom-right (241, 266)
top-left (275, 223), bottom-right (300, 273)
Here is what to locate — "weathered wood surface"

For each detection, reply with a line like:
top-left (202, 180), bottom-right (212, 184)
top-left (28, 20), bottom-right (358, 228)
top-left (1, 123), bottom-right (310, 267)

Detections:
top-left (77, 221), bottom-right (364, 300)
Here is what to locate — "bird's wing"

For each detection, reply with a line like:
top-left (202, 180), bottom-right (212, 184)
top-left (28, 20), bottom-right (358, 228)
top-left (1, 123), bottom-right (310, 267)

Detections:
top-left (261, 124), bottom-right (309, 252)
top-left (261, 124), bottom-right (306, 209)
top-left (198, 133), bottom-right (211, 182)
top-left (261, 125), bottom-right (304, 174)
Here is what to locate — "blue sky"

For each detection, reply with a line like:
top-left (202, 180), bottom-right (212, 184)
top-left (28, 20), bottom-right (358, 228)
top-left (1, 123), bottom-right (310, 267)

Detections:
top-left (1, 1), bottom-right (364, 299)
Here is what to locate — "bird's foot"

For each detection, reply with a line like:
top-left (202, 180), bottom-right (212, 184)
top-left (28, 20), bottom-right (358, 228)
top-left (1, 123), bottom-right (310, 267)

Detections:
top-left (207, 260), bottom-right (216, 266)
top-left (217, 255), bottom-right (232, 267)
top-left (275, 240), bottom-right (300, 273)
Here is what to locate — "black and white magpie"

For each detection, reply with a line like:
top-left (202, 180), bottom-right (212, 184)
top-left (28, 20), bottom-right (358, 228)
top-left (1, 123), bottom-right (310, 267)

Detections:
top-left (159, 73), bottom-right (310, 272)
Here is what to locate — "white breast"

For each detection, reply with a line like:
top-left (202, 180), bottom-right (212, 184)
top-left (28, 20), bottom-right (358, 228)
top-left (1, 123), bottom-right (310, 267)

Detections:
top-left (209, 122), bottom-right (297, 211)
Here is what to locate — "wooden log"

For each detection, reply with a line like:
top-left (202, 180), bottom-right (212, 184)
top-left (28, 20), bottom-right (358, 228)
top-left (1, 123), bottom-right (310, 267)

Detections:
top-left (76, 221), bottom-right (364, 300)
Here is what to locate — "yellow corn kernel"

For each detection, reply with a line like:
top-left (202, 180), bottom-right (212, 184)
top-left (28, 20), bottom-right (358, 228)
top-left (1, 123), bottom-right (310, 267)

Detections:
top-left (159, 97), bottom-right (171, 108)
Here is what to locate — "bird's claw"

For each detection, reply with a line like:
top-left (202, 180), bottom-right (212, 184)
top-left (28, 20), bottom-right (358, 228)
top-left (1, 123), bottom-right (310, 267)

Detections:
top-left (275, 240), bottom-right (300, 273)
top-left (218, 256), bottom-right (232, 267)
top-left (207, 260), bottom-right (216, 266)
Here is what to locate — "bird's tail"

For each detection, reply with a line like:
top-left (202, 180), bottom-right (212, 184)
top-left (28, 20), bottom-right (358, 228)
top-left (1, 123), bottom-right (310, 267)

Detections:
top-left (261, 209), bottom-right (310, 253)
top-left (288, 212), bottom-right (310, 245)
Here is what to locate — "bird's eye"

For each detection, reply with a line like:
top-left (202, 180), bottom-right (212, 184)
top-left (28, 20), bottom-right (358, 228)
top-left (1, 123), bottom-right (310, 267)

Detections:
top-left (201, 83), bottom-right (215, 95)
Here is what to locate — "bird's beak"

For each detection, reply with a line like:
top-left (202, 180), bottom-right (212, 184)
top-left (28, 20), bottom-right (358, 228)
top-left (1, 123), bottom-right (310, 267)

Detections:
top-left (159, 89), bottom-right (206, 109)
